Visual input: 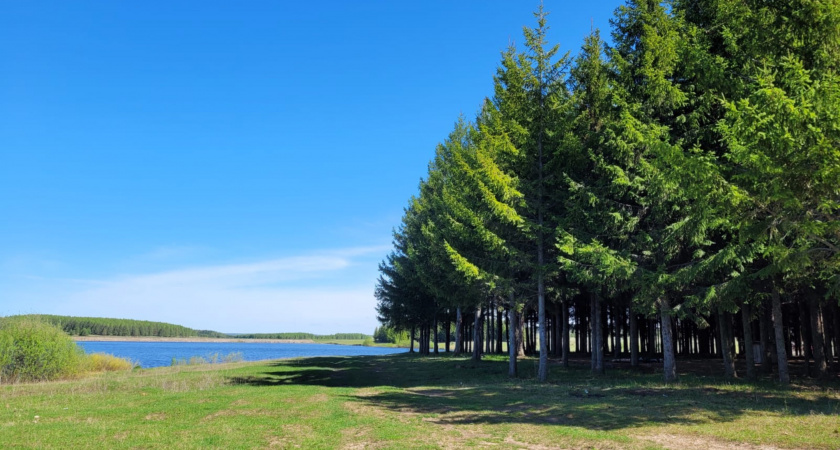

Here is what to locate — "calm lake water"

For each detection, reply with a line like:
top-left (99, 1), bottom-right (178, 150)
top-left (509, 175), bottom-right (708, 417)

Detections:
top-left (76, 341), bottom-right (406, 368)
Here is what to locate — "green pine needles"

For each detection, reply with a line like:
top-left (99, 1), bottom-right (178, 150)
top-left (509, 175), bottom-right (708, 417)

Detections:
top-left (376, 1), bottom-right (840, 384)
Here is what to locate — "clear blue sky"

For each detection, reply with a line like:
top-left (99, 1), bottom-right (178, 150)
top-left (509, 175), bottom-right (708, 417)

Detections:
top-left (1, 1), bottom-right (621, 334)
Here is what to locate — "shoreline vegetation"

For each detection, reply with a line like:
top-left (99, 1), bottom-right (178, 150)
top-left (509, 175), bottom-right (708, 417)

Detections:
top-left (71, 335), bottom-right (318, 344)
top-left (2, 316), bottom-right (406, 385)
top-left (8, 314), bottom-right (375, 343)
top-left (0, 317), bottom-right (135, 384)
top-left (72, 335), bottom-right (409, 349)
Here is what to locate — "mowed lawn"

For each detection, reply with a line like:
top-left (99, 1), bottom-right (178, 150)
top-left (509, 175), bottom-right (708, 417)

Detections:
top-left (1, 354), bottom-right (839, 449)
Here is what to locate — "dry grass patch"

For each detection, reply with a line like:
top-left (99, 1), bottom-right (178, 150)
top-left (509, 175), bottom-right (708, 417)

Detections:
top-left (264, 423), bottom-right (315, 448)
top-left (637, 432), bottom-right (785, 450)
top-left (144, 412), bottom-right (166, 421)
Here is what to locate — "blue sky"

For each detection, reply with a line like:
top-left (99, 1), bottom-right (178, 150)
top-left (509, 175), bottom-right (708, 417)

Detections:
top-left (1, 1), bottom-right (621, 334)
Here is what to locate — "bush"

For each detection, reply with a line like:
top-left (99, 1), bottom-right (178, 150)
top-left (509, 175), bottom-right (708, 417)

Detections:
top-left (171, 352), bottom-right (244, 366)
top-left (84, 353), bottom-right (135, 372)
top-left (0, 317), bottom-right (86, 383)
top-left (221, 352), bottom-right (243, 363)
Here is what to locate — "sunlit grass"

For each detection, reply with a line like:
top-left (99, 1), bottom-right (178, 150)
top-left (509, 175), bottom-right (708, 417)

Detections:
top-left (1, 354), bottom-right (838, 448)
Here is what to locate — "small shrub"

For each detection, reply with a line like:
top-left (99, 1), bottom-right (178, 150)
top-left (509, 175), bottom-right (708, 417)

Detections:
top-left (84, 353), bottom-right (134, 372)
top-left (221, 352), bottom-right (243, 363)
top-left (362, 337), bottom-right (374, 347)
top-left (171, 352), bottom-right (243, 366)
top-left (0, 317), bottom-right (86, 383)
top-left (0, 331), bottom-right (13, 383)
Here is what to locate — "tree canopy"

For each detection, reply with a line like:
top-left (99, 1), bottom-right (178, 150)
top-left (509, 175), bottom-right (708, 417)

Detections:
top-left (376, 0), bottom-right (840, 384)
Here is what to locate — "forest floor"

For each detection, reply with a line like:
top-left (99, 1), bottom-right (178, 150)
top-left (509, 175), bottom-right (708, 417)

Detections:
top-left (1, 353), bottom-right (838, 449)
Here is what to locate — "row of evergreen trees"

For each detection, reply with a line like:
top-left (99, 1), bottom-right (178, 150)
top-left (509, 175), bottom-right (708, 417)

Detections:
top-left (375, 0), bottom-right (840, 383)
top-left (20, 315), bottom-right (229, 338)
top-left (232, 332), bottom-right (370, 340)
top-left (15, 316), bottom-right (371, 341)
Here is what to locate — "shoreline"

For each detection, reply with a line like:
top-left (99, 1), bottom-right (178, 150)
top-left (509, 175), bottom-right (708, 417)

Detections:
top-left (72, 335), bottom-right (317, 344)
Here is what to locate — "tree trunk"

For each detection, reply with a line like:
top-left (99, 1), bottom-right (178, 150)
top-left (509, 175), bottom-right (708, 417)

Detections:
top-left (591, 293), bottom-right (604, 375)
top-left (821, 304), bottom-right (834, 367)
top-left (535, 74), bottom-right (548, 383)
top-left (485, 303), bottom-right (493, 355)
top-left (433, 316), bottom-right (439, 355)
top-left (508, 301), bottom-right (518, 377)
top-left (648, 319), bottom-right (657, 359)
top-left (759, 301), bottom-right (773, 374)
top-left (771, 285), bottom-right (790, 384)
top-left (472, 306), bottom-right (482, 361)
top-left (602, 301), bottom-right (610, 359)
top-left (410, 326), bottom-right (416, 353)
top-left (630, 311), bottom-right (639, 366)
top-left (718, 311), bottom-right (737, 378)
top-left (516, 310), bottom-right (526, 357)
top-left (809, 296), bottom-right (827, 378)
top-left (833, 304), bottom-right (840, 369)
top-left (579, 308), bottom-right (587, 355)
top-left (562, 300), bottom-right (570, 367)
top-left (420, 325), bottom-right (426, 355)
top-left (496, 307), bottom-right (504, 354)
top-left (445, 315), bottom-right (451, 353)
top-left (454, 307), bottom-right (463, 356)
top-left (660, 299), bottom-right (677, 382)
top-left (523, 315), bottom-right (530, 354)
top-left (426, 324), bottom-right (431, 355)
top-left (612, 305), bottom-right (621, 358)
top-left (741, 303), bottom-right (756, 379)
top-left (798, 299), bottom-right (811, 375)
top-left (531, 315), bottom-right (538, 353)
top-left (504, 306), bottom-right (510, 353)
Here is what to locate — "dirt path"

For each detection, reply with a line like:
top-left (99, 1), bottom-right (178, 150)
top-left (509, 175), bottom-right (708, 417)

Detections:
top-left (637, 433), bottom-right (785, 450)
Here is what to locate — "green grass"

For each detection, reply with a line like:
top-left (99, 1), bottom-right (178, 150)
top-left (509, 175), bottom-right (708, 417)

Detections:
top-left (1, 354), bottom-right (838, 449)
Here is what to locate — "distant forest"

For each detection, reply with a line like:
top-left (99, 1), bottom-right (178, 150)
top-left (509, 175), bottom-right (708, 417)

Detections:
top-left (231, 333), bottom-right (370, 340)
top-left (9, 315), bottom-right (370, 340)
top-left (13, 315), bottom-right (229, 338)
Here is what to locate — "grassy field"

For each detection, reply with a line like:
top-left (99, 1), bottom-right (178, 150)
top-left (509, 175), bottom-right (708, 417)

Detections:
top-left (2, 354), bottom-right (839, 449)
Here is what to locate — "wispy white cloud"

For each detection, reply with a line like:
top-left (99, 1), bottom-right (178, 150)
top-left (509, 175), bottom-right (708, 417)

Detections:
top-left (136, 245), bottom-right (208, 261)
top-left (9, 245), bottom-right (391, 334)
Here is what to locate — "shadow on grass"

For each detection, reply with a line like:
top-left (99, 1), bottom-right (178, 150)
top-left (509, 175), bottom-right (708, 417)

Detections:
top-left (226, 354), bottom-right (840, 431)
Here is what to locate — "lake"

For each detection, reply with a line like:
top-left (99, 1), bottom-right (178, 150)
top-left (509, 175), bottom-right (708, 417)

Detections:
top-left (76, 341), bottom-right (407, 368)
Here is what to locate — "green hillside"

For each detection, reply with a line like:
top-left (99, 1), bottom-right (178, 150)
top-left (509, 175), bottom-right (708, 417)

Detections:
top-left (5, 315), bottom-right (371, 340)
top-left (9, 315), bottom-right (229, 338)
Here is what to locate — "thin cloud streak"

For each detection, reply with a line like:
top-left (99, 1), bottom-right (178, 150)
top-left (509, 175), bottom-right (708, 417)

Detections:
top-left (14, 246), bottom-right (390, 334)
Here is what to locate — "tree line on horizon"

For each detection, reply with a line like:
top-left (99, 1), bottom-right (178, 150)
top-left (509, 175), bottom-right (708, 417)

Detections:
top-left (233, 332), bottom-right (370, 340)
top-left (10, 315), bottom-right (371, 341)
top-left (14, 315), bottom-right (230, 338)
top-left (375, 0), bottom-right (840, 383)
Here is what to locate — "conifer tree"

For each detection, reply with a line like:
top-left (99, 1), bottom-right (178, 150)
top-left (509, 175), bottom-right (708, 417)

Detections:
top-left (486, 5), bottom-right (571, 381)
